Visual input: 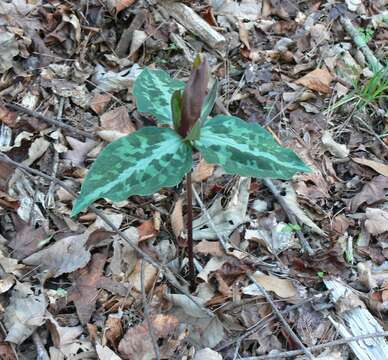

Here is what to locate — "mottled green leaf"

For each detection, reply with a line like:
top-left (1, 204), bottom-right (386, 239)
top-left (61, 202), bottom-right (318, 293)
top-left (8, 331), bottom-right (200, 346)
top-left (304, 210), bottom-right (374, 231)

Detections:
top-left (171, 89), bottom-right (183, 133)
top-left (133, 69), bottom-right (185, 124)
top-left (194, 115), bottom-right (310, 179)
top-left (72, 127), bottom-right (192, 216)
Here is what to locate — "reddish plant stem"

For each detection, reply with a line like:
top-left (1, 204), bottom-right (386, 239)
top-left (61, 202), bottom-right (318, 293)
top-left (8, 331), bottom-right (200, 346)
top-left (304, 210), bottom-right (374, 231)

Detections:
top-left (186, 172), bottom-right (195, 287)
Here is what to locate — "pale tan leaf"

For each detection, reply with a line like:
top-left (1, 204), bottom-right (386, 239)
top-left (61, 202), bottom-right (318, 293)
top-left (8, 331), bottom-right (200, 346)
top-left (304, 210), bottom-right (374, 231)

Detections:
top-left (244, 272), bottom-right (297, 298)
top-left (192, 160), bottom-right (215, 183)
top-left (352, 158), bottom-right (388, 177)
top-left (194, 240), bottom-right (224, 257)
top-left (127, 260), bottom-right (158, 293)
top-left (322, 131), bottom-right (349, 158)
top-left (365, 208), bottom-right (388, 235)
top-left (296, 68), bottom-right (333, 94)
top-left (98, 106), bottom-right (136, 142)
top-left (96, 343), bottom-right (122, 360)
top-left (171, 198), bottom-right (184, 238)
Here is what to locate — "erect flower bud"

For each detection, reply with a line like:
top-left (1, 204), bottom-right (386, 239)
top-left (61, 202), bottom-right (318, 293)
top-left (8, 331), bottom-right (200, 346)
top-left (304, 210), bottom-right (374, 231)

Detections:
top-left (178, 55), bottom-right (209, 138)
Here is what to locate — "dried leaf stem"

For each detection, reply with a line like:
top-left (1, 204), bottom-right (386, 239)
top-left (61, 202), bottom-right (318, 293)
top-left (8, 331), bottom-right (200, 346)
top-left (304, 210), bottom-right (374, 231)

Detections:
top-left (4, 102), bottom-right (96, 140)
top-left (247, 273), bottom-right (315, 360)
top-left (186, 172), bottom-right (195, 287)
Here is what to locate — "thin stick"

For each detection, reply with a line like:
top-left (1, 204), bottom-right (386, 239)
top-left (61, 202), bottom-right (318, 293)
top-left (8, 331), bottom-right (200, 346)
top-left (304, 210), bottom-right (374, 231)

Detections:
top-left (192, 185), bottom-right (229, 252)
top-left (263, 179), bottom-right (315, 256)
top-left (0, 154), bottom-right (213, 317)
top-left (241, 331), bottom-right (388, 360)
top-left (141, 259), bottom-right (160, 360)
top-left (4, 102), bottom-right (96, 140)
top-left (247, 273), bottom-right (315, 360)
top-left (186, 172), bottom-right (195, 287)
top-left (216, 291), bottom-right (330, 352)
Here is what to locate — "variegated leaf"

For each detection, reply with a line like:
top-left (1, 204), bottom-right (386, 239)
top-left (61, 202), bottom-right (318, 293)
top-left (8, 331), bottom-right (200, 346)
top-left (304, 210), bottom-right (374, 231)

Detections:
top-left (133, 69), bottom-right (185, 124)
top-left (72, 127), bottom-right (192, 216)
top-left (194, 115), bottom-right (310, 179)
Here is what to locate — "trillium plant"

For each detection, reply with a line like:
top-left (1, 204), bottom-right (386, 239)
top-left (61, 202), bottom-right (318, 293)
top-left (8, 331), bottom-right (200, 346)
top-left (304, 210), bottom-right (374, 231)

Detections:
top-left (72, 56), bottom-right (309, 284)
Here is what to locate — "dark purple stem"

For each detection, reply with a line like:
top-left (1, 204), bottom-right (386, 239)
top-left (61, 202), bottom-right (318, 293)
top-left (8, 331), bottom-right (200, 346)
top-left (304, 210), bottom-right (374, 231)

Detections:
top-left (186, 172), bottom-right (195, 288)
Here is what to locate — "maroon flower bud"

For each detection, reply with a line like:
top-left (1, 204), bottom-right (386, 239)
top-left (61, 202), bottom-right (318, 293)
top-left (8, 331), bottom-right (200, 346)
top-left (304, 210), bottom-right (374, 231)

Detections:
top-left (178, 55), bottom-right (209, 138)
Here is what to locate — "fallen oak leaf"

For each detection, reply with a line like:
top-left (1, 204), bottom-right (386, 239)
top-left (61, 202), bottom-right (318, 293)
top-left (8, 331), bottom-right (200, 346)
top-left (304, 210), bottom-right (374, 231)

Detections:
top-left (68, 253), bottom-right (107, 325)
top-left (9, 214), bottom-right (48, 259)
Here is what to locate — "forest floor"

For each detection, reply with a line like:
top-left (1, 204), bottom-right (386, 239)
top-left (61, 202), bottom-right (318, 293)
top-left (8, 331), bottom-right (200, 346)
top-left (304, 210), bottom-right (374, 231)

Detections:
top-left (0, 0), bottom-right (387, 359)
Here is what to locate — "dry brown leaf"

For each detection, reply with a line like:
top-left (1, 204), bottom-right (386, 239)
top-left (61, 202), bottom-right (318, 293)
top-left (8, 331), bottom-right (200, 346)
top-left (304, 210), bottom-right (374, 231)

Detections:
top-left (137, 218), bottom-right (159, 241)
top-left (127, 260), bottom-right (158, 293)
top-left (194, 240), bottom-right (224, 257)
top-left (68, 253), bottom-right (107, 325)
top-left (365, 208), bottom-right (388, 235)
top-left (244, 272), bottom-right (297, 298)
top-left (349, 176), bottom-right (388, 212)
top-left (352, 158), bottom-right (388, 177)
top-left (118, 314), bottom-right (179, 360)
top-left (23, 233), bottom-right (91, 278)
top-left (9, 215), bottom-right (48, 259)
top-left (192, 160), bottom-right (215, 183)
top-left (104, 313), bottom-right (123, 350)
top-left (239, 20), bottom-right (251, 49)
top-left (0, 105), bottom-right (18, 128)
top-left (296, 68), bottom-right (333, 94)
top-left (115, 0), bottom-right (137, 13)
top-left (98, 106), bottom-right (136, 142)
top-left (65, 137), bottom-right (98, 167)
top-left (171, 198), bottom-right (184, 238)
top-left (90, 93), bottom-right (112, 114)
top-left (4, 283), bottom-right (46, 344)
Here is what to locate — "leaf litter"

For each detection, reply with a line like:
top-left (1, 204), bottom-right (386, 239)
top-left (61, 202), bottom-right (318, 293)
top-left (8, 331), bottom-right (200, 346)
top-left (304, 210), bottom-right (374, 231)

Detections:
top-left (0, 0), bottom-right (387, 359)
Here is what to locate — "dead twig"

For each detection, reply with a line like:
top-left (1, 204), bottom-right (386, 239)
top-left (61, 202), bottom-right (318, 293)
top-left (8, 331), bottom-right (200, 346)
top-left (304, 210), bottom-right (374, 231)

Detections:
top-left (247, 273), bottom-right (315, 360)
top-left (191, 185), bottom-right (230, 252)
top-left (241, 331), bottom-right (388, 359)
top-left (216, 291), bottom-right (330, 352)
top-left (141, 259), bottom-right (160, 360)
top-left (0, 153), bottom-right (213, 318)
top-left (4, 102), bottom-right (96, 140)
top-left (263, 179), bottom-right (315, 256)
